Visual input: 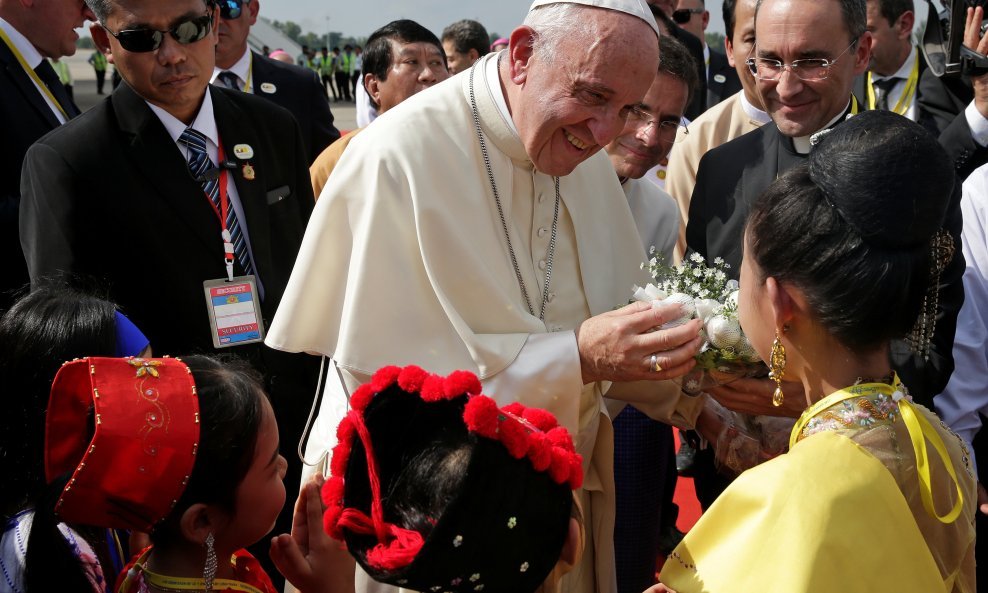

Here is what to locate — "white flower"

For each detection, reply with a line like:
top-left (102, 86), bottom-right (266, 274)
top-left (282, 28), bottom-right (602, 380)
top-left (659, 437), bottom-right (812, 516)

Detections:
top-left (692, 268), bottom-right (703, 277)
top-left (690, 253), bottom-right (705, 264)
top-left (714, 257), bottom-right (724, 265)
top-left (706, 315), bottom-right (742, 349)
top-left (726, 279), bottom-right (740, 291)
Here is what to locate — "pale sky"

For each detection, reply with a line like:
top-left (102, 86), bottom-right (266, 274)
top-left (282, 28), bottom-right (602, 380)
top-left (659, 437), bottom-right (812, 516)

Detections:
top-left (255, 0), bottom-right (727, 40)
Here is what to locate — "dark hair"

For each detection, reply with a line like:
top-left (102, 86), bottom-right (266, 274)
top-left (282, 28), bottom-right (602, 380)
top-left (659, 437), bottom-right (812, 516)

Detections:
top-left (723, 0), bottom-right (738, 39)
top-left (874, 0), bottom-right (913, 26)
top-left (649, 3), bottom-right (676, 35)
top-left (755, 0), bottom-right (866, 42)
top-left (0, 287), bottom-right (118, 518)
top-left (441, 19), bottom-right (490, 57)
top-left (151, 355), bottom-right (265, 544)
top-left (362, 19), bottom-right (445, 107)
top-left (745, 111), bottom-right (954, 353)
top-left (85, 0), bottom-right (210, 23)
top-left (1, 288), bottom-right (117, 593)
top-left (659, 35), bottom-right (700, 106)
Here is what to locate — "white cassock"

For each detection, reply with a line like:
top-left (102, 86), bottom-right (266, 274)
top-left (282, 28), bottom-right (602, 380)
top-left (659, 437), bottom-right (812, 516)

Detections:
top-left (266, 52), bottom-right (704, 593)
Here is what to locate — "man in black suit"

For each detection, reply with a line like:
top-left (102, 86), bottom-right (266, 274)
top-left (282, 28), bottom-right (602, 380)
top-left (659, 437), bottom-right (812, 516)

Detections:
top-left (0, 0), bottom-right (93, 312)
top-left (19, 0), bottom-right (316, 581)
top-left (673, 0), bottom-right (742, 108)
top-left (650, 2), bottom-right (709, 120)
top-left (687, 0), bottom-right (964, 411)
top-left (213, 0), bottom-right (339, 165)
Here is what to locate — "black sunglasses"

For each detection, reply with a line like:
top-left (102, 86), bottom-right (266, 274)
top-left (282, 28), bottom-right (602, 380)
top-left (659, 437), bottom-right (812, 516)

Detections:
top-left (218, 0), bottom-right (250, 20)
top-left (103, 13), bottom-right (213, 53)
top-left (672, 7), bottom-right (704, 24)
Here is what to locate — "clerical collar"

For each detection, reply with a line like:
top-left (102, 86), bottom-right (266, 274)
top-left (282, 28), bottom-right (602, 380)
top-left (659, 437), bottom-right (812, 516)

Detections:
top-left (740, 92), bottom-right (771, 125)
top-left (146, 89), bottom-right (220, 152)
top-left (486, 50), bottom-right (519, 135)
top-left (212, 47), bottom-right (252, 91)
top-left (792, 101), bottom-right (850, 154)
top-left (0, 16), bottom-right (43, 68)
top-left (872, 44), bottom-right (916, 82)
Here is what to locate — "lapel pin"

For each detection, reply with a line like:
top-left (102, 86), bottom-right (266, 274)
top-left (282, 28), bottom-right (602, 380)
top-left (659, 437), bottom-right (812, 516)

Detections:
top-left (713, 74), bottom-right (726, 84)
top-left (260, 82), bottom-right (277, 94)
top-left (242, 163), bottom-right (256, 180)
top-left (233, 144), bottom-right (254, 160)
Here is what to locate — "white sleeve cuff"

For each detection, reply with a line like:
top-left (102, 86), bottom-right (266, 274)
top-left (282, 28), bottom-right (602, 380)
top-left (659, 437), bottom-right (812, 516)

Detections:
top-left (965, 101), bottom-right (988, 147)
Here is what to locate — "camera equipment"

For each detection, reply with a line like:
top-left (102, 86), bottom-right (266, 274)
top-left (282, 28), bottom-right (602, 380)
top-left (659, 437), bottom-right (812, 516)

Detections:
top-left (921, 0), bottom-right (988, 77)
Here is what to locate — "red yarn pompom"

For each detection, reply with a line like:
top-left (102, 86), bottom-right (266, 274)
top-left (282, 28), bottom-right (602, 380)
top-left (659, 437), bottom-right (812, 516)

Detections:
top-left (547, 426), bottom-right (576, 453)
top-left (321, 475), bottom-right (346, 507)
top-left (369, 366), bottom-right (402, 393)
top-left (527, 431), bottom-right (553, 471)
top-left (323, 504), bottom-right (345, 540)
top-left (329, 439), bottom-right (351, 478)
top-left (567, 454), bottom-right (584, 489)
top-left (349, 385), bottom-right (375, 412)
top-left (548, 447), bottom-right (572, 485)
top-left (522, 407), bottom-right (558, 432)
top-left (397, 365), bottom-right (428, 393)
top-left (498, 415), bottom-right (529, 459)
top-left (419, 374), bottom-right (446, 402)
top-left (463, 396), bottom-right (500, 438)
top-left (502, 402), bottom-right (526, 417)
top-left (443, 370), bottom-right (482, 398)
top-left (336, 416), bottom-right (356, 444)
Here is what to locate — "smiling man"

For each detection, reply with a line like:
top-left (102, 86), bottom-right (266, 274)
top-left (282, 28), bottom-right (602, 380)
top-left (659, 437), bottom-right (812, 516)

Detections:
top-left (267, 2), bottom-right (711, 593)
top-left (18, 1), bottom-right (317, 582)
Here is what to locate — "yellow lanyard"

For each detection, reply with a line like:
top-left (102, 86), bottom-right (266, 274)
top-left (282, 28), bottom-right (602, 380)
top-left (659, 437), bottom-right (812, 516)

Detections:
top-left (866, 48), bottom-right (919, 116)
top-left (243, 52), bottom-right (253, 93)
top-left (791, 374), bottom-right (965, 524)
top-left (0, 26), bottom-right (69, 120)
top-left (121, 549), bottom-right (266, 593)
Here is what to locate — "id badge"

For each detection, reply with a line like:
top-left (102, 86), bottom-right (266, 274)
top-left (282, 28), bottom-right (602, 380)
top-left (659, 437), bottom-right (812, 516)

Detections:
top-left (203, 276), bottom-right (265, 348)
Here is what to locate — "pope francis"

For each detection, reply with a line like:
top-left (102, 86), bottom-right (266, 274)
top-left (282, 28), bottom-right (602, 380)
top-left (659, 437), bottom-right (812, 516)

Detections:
top-left (266, 1), bottom-right (706, 592)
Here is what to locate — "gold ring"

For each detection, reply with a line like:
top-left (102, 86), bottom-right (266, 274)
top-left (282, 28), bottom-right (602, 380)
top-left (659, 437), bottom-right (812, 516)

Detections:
top-left (651, 354), bottom-right (662, 372)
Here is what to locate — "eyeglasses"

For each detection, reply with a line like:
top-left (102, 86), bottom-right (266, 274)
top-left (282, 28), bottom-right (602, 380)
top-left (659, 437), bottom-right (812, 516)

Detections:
top-left (218, 0), bottom-right (250, 20)
top-left (627, 107), bottom-right (689, 144)
top-left (102, 13), bottom-right (213, 53)
top-left (745, 40), bottom-right (857, 81)
top-left (672, 7), bottom-right (704, 24)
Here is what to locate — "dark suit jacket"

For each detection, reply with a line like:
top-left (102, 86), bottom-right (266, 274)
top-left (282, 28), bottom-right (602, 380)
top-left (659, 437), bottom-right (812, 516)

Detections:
top-left (250, 51), bottom-right (340, 164)
top-left (0, 37), bottom-right (77, 312)
top-left (852, 50), bottom-right (938, 136)
top-left (706, 49), bottom-right (741, 109)
top-left (917, 66), bottom-right (988, 180)
top-left (670, 27), bottom-right (708, 121)
top-left (685, 116), bottom-right (965, 407)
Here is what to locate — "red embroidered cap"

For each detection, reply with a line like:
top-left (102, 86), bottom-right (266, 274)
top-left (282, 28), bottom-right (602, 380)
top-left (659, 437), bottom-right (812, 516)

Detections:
top-left (323, 365), bottom-right (583, 593)
top-left (44, 357), bottom-right (200, 532)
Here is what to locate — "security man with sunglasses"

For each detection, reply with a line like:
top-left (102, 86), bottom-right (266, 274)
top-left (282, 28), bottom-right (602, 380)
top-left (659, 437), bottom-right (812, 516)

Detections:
top-left (684, 0), bottom-right (964, 498)
top-left (0, 0), bottom-right (94, 313)
top-left (212, 0), bottom-right (339, 165)
top-left (18, 1), bottom-right (318, 584)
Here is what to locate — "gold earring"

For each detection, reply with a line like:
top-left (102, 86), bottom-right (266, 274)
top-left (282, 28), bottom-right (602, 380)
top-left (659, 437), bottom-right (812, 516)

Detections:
top-left (769, 331), bottom-right (786, 407)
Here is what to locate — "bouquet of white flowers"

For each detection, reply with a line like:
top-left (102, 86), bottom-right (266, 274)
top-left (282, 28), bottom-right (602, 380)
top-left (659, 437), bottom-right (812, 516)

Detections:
top-left (632, 251), bottom-right (767, 394)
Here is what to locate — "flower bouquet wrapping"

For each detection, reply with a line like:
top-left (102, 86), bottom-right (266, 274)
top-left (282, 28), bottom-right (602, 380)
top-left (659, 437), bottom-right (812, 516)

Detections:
top-left (632, 252), bottom-right (767, 395)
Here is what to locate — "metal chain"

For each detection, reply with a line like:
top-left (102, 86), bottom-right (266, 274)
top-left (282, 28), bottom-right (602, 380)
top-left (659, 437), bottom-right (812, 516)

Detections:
top-left (468, 61), bottom-right (560, 321)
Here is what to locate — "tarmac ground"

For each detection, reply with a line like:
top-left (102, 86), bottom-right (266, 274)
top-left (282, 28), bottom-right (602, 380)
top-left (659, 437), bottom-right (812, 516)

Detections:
top-left (62, 51), bottom-right (358, 131)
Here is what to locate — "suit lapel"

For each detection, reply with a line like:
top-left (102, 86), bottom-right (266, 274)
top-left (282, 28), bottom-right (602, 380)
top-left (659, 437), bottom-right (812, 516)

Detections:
top-left (0, 39), bottom-right (61, 129)
top-left (112, 83), bottom-right (222, 255)
top-left (212, 87), bottom-right (274, 282)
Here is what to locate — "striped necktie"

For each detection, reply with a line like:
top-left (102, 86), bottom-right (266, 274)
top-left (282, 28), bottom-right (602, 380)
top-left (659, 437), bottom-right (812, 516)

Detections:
top-left (177, 128), bottom-right (254, 276)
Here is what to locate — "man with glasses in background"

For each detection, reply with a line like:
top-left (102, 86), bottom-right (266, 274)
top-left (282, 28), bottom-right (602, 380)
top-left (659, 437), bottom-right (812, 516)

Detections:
top-left (212, 0), bottom-right (339, 164)
top-left (18, 2), bottom-right (317, 585)
top-left (685, 0), bottom-right (963, 459)
top-left (675, 0), bottom-right (741, 108)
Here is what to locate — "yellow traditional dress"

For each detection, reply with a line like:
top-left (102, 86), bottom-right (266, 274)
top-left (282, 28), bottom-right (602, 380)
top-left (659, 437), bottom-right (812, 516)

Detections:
top-left (660, 378), bottom-right (976, 592)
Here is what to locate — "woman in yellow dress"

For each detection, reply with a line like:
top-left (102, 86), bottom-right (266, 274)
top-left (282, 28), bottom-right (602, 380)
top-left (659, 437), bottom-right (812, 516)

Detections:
top-left (658, 110), bottom-right (976, 592)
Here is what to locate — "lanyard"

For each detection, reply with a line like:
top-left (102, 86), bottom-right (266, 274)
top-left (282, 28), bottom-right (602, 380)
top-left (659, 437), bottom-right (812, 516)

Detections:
top-left (790, 374), bottom-right (965, 524)
top-left (0, 27), bottom-right (69, 120)
top-left (199, 139), bottom-right (236, 282)
top-left (122, 549), bottom-right (266, 593)
top-left (866, 48), bottom-right (919, 116)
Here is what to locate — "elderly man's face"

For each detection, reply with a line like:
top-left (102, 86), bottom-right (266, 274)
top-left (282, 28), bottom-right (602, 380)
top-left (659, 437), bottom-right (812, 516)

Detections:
top-left (606, 70), bottom-right (688, 180)
top-left (367, 39), bottom-right (449, 113)
top-left (31, 0), bottom-right (95, 59)
top-left (754, 0), bottom-right (870, 137)
top-left (508, 11), bottom-right (658, 176)
top-left (93, 0), bottom-right (218, 124)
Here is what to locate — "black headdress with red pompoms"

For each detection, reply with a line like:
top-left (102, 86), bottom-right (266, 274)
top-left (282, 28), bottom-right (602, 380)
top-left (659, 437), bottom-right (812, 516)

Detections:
top-left (322, 365), bottom-right (582, 593)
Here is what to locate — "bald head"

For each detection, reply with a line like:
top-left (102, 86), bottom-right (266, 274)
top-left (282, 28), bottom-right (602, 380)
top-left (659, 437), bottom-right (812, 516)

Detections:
top-left (0, 0), bottom-right (94, 59)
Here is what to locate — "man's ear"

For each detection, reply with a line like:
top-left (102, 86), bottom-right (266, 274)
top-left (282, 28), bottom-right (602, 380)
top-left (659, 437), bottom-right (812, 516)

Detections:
top-left (508, 26), bottom-right (536, 85)
top-left (852, 32), bottom-right (873, 75)
top-left (365, 73), bottom-right (382, 106)
top-left (896, 10), bottom-right (915, 41)
top-left (725, 35), bottom-right (735, 67)
top-left (91, 24), bottom-right (114, 64)
top-left (248, 0), bottom-right (260, 26)
top-left (467, 47), bottom-right (480, 62)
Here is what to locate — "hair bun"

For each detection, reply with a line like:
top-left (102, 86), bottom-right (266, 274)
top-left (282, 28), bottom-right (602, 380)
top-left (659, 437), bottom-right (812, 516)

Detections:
top-left (807, 110), bottom-right (954, 249)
